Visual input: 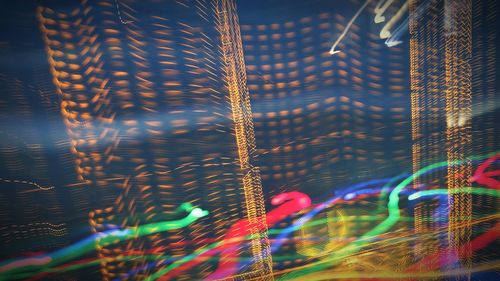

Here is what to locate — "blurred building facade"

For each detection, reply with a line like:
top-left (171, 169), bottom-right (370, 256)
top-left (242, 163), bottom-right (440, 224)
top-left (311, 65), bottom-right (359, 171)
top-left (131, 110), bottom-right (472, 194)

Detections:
top-left (409, 0), bottom-right (499, 278)
top-left (36, 0), bottom-right (272, 280)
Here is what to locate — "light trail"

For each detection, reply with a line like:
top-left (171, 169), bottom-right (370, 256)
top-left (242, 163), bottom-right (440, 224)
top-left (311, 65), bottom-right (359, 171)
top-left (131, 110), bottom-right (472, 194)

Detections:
top-left (0, 203), bottom-right (207, 280)
top-left (114, 0), bottom-right (134, 24)
top-left (408, 187), bottom-right (499, 201)
top-left (5, 153), bottom-right (498, 280)
top-left (205, 192), bottom-right (311, 280)
top-left (0, 177), bottom-right (54, 191)
top-left (283, 261), bottom-right (500, 280)
top-left (145, 192), bottom-right (311, 281)
top-left (406, 222), bottom-right (500, 273)
top-left (139, 178), bottom-right (400, 280)
top-left (384, 0), bottom-right (431, 47)
top-left (272, 216), bottom-right (499, 280)
top-left (470, 153), bottom-right (500, 188)
top-left (145, 152), bottom-right (497, 280)
top-left (379, 2), bottom-right (408, 39)
top-left (374, 0), bottom-right (396, 23)
top-left (277, 151), bottom-right (500, 280)
top-left (270, 176), bottom-right (406, 253)
top-left (330, 0), bottom-right (372, 55)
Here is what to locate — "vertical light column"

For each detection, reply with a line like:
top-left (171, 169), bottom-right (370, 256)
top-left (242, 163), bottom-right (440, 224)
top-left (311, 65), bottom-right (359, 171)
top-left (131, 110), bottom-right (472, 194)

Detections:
top-left (409, 1), bottom-right (447, 273)
top-left (408, 0), bottom-right (422, 194)
top-left (216, 0), bottom-right (274, 279)
top-left (444, 0), bottom-right (473, 279)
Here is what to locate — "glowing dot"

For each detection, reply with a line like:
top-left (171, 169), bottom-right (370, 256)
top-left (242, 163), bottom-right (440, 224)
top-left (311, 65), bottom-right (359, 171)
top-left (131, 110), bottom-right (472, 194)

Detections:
top-left (408, 194), bottom-right (418, 201)
top-left (344, 193), bottom-right (355, 200)
top-left (191, 208), bottom-right (205, 218)
top-left (299, 197), bottom-right (311, 207)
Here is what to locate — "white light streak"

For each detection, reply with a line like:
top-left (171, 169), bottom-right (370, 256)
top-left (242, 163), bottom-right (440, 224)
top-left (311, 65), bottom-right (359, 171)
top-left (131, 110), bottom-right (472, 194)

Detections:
top-left (330, 0), bottom-right (372, 55)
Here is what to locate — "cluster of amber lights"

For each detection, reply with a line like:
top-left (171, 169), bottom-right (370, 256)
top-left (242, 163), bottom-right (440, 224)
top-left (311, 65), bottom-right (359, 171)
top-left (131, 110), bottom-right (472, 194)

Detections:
top-left (38, 0), bottom-right (271, 279)
top-left (241, 10), bottom-right (409, 195)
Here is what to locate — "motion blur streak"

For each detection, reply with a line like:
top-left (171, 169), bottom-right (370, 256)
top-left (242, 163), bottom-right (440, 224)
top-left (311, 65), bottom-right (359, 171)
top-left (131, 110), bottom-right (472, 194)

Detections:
top-left (0, 204), bottom-right (207, 280)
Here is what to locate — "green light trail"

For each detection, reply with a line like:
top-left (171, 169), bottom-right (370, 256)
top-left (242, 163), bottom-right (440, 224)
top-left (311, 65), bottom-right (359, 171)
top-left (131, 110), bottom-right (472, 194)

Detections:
top-left (408, 187), bottom-right (499, 201)
top-left (0, 203), bottom-right (208, 281)
top-left (278, 151), bottom-right (500, 281)
top-left (3, 152), bottom-right (498, 281)
top-left (9, 214), bottom-right (411, 279)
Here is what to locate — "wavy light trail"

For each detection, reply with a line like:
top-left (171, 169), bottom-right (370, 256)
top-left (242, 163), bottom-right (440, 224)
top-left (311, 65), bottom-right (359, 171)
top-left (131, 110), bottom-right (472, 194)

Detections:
top-left (277, 151), bottom-right (500, 280)
top-left (4, 153), bottom-right (499, 281)
top-left (0, 203), bottom-right (207, 281)
top-left (143, 192), bottom-right (311, 281)
top-left (142, 178), bottom-right (400, 280)
top-left (145, 152), bottom-right (497, 280)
